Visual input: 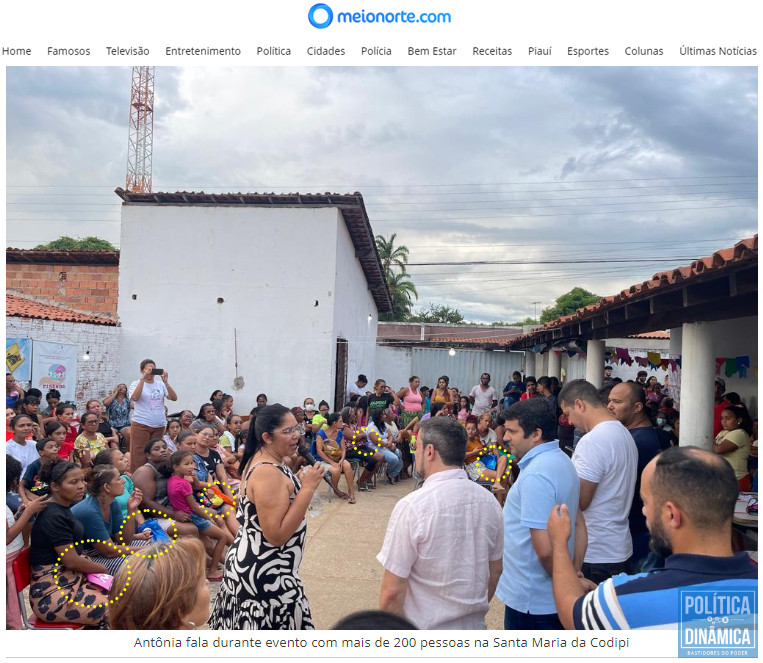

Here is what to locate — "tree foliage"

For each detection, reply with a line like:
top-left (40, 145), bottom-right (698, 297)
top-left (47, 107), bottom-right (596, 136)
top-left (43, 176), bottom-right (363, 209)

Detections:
top-left (375, 233), bottom-right (410, 274)
top-left (539, 287), bottom-right (600, 323)
top-left (376, 233), bottom-right (418, 321)
top-left (35, 236), bottom-right (117, 251)
top-left (381, 271), bottom-right (419, 322)
top-left (493, 316), bottom-right (539, 327)
top-left (409, 303), bottom-right (465, 324)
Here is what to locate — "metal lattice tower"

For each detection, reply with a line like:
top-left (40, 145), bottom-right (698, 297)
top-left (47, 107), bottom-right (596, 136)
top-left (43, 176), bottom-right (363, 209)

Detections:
top-left (125, 66), bottom-right (154, 193)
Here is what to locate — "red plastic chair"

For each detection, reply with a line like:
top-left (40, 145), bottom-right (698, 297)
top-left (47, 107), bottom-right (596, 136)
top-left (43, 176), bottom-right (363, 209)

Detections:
top-left (11, 547), bottom-right (84, 629)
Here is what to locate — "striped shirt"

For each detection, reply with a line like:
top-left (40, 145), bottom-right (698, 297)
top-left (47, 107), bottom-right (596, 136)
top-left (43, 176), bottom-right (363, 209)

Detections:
top-left (573, 552), bottom-right (758, 629)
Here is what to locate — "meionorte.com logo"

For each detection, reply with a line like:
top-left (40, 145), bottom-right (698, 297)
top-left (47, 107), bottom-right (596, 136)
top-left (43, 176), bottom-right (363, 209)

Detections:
top-left (308, 3), bottom-right (334, 29)
top-left (307, 3), bottom-right (451, 28)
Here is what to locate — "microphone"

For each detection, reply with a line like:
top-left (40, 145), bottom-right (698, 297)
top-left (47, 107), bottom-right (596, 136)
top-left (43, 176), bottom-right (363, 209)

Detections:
top-left (297, 443), bottom-right (333, 484)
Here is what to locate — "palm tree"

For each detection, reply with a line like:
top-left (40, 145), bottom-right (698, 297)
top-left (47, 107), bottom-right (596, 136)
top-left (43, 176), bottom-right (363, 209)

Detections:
top-left (375, 233), bottom-right (410, 275)
top-left (382, 270), bottom-right (419, 321)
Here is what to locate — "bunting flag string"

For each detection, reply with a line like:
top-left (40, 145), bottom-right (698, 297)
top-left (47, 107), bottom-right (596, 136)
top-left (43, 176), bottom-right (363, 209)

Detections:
top-left (607, 348), bottom-right (751, 379)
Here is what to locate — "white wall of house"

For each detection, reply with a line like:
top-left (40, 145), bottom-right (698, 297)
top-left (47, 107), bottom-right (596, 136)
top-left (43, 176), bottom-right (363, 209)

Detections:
top-left (119, 204), bottom-right (354, 412)
top-left (6, 317), bottom-right (120, 410)
top-left (332, 212), bottom-right (379, 405)
top-left (670, 316), bottom-right (757, 417)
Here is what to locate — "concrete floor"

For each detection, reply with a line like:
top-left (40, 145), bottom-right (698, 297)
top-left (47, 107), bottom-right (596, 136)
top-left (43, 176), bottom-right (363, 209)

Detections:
top-left (210, 477), bottom-right (504, 630)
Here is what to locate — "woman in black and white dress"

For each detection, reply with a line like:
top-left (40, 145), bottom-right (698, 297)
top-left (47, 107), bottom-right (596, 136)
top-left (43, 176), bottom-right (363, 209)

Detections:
top-left (209, 404), bottom-right (326, 630)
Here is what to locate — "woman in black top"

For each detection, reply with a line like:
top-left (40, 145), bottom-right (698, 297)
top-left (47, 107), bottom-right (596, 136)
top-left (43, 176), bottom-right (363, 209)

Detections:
top-left (29, 460), bottom-right (110, 626)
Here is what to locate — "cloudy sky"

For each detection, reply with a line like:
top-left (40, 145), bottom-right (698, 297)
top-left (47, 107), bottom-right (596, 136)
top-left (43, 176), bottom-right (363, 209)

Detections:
top-left (6, 66), bottom-right (758, 322)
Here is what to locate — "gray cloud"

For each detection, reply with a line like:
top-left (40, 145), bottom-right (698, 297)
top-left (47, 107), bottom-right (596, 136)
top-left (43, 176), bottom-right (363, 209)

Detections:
top-left (6, 66), bottom-right (757, 322)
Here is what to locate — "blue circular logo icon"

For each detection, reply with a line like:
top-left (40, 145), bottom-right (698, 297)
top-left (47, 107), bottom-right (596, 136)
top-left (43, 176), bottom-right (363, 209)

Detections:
top-left (308, 3), bottom-right (333, 29)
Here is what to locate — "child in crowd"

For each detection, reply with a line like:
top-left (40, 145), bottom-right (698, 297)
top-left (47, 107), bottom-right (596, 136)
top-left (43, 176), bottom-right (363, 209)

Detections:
top-left (164, 418), bottom-right (181, 453)
top-left (54, 403), bottom-right (78, 461)
top-left (220, 413), bottom-right (243, 453)
top-left (212, 418), bottom-right (241, 486)
top-left (42, 389), bottom-right (61, 417)
top-left (456, 396), bottom-right (471, 423)
top-left (20, 437), bottom-right (61, 504)
top-left (167, 450), bottom-right (233, 581)
top-left (6, 455), bottom-right (50, 629)
top-left (420, 386), bottom-right (431, 415)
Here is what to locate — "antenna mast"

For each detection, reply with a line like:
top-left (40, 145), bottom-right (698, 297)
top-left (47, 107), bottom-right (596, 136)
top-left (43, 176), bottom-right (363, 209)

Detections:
top-left (125, 66), bottom-right (155, 193)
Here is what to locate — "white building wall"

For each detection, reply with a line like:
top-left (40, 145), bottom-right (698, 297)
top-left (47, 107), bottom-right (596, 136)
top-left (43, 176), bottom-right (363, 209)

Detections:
top-left (6, 317), bottom-right (121, 411)
top-left (704, 317), bottom-right (757, 416)
top-left (118, 205), bottom-right (339, 412)
top-left (332, 210), bottom-right (379, 406)
top-left (374, 345), bottom-right (414, 392)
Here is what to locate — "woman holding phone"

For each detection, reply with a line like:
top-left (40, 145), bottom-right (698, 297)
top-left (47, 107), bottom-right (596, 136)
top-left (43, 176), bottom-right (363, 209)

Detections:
top-left (127, 359), bottom-right (178, 473)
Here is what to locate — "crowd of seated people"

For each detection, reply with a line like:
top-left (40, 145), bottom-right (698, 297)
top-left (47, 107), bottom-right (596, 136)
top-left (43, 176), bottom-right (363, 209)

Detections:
top-left (5, 366), bottom-right (757, 630)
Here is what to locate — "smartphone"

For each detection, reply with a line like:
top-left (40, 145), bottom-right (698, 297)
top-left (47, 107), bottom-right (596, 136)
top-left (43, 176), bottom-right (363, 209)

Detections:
top-left (151, 368), bottom-right (164, 376)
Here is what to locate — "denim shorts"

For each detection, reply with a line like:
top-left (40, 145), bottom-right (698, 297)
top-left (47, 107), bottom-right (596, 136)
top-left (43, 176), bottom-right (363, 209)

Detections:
top-left (190, 513), bottom-right (212, 532)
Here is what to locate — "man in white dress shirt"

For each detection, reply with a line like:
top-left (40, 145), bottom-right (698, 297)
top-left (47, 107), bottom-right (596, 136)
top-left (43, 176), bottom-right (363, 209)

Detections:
top-left (377, 416), bottom-right (503, 629)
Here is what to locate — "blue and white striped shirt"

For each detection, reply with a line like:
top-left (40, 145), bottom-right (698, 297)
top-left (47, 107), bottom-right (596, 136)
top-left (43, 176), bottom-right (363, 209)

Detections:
top-left (573, 552), bottom-right (758, 629)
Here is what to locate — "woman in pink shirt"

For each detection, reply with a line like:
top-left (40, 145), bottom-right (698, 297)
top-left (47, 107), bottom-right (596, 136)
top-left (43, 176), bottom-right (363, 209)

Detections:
top-left (396, 376), bottom-right (424, 429)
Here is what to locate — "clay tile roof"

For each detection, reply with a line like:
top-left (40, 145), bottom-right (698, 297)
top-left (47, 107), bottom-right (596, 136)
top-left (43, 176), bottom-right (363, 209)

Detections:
top-left (628, 330), bottom-right (671, 340)
top-left (508, 235), bottom-right (757, 346)
top-left (6, 294), bottom-right (117, 326)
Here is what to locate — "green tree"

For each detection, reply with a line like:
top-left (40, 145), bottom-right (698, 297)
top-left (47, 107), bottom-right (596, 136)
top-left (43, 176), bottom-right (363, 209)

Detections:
top-left (35, 236), bottom-right (117, 251)
top-left (375, 233), bottom-right (410, 275)
top-left (409, 303), bottom-right (464, 324)
top-left (381, 271), bottom-right (419, 322)
top-left (376, 233), bottom-right (418, 321)
top-left (539, 287), bottom-right (600, 323)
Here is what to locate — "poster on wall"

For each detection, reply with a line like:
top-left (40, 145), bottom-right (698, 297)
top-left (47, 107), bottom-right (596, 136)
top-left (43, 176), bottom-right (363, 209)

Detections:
top-left (30, 341), bottom-right (78, 403)
top-left (6, 338), bottom-right (32, 381)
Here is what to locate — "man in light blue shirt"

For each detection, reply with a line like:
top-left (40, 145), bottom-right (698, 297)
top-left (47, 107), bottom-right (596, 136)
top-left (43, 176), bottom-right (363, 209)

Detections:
top-left (497, 398), bottom-right (586, 629)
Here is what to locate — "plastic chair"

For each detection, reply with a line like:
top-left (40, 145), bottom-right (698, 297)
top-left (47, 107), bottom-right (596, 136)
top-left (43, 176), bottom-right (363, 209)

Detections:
top-left (11, 548), bottom-right (84, 630)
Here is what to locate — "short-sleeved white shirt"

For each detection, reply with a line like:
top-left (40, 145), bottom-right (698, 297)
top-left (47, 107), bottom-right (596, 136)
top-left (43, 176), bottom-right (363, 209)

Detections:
top-left (7, 439), bottom-right (40, 477)
top-left (128, 378), bottom-right (169, 428)
top-left (469, 385), bottom-right (498, 416)
top-left (572, 419), bottom-right (638, 563)
top-left (377, 468), bottom-right (503, 629)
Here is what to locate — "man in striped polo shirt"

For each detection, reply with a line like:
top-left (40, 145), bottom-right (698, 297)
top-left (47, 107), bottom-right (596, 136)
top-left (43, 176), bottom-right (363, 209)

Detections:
top-left (547, 446), bottom-right (757, 629)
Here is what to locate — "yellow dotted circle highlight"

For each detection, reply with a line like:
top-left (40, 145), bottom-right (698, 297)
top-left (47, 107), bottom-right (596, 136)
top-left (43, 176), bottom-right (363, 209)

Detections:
top-left (197, 480), bottom-right (238, 521)
top-left (476, 444), bottom-right (514, 482)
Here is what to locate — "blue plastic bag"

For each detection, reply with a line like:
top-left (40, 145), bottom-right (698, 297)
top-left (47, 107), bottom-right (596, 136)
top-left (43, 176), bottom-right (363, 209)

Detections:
top-left (137, 518), bottom-right (172, 543)
top-left (482, 454), bottom-right (498, 471)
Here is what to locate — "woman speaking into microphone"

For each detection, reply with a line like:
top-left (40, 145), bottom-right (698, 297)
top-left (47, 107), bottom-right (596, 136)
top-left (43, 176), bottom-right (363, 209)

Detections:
top-left (209, 404), bottom-right (326, 630)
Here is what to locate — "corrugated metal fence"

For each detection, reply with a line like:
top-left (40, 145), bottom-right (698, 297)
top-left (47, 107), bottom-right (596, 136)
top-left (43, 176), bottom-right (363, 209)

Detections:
top-left (404, 347), bottom-right (524, 393)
